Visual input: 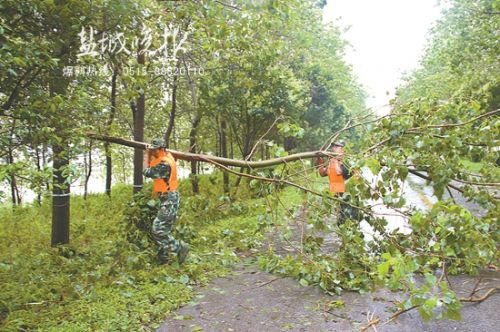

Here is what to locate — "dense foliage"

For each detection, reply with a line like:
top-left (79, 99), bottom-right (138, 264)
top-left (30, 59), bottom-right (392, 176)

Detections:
top-left (1, 0), bottom-right (364, 203)
top-left (257, 0), bottom-right (499, 322)
top-left (0, 0), bottom-right (498, 328)
top-left (0, 174), bottom-right (301, 330)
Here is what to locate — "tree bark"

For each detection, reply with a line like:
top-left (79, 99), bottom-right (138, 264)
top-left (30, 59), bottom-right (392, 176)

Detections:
top-left (164, 69), bottom-right (178, 148)
top-left (220, 119), bottom-right (230, 193)
top-left (42, 143), bottom-right (50, 192)
top-left (50, 71), bottom-right (70, 246)
top-left (34, 144), bottom-right (42, 205)
top-left (83, 143), bottom-right (92, 200)
top-left (133, 53), bottom-right (145, 194)
top-left (7, 149), bottom-right (20, 205)
top-left (51, 141), bottom-right (70, 246)
top-left (87, 133), bottom-right (338, 168)
top-left (105, 69), bottom-right (118, 196)
top-left (189, 113), bottom-right (201, 194)
top-left (7, 120), bottom-right (20, 205)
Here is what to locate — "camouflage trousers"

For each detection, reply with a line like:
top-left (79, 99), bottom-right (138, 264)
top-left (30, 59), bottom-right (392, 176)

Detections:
top-left (151, 191), bottom-right (185, 263)
top-left (337, 194), bottom-right (361, 225)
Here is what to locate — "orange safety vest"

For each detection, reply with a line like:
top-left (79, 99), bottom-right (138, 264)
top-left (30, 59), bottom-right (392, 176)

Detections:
top-left (327, 159), bottom-right (345, 193)
top-left (150, 150), bottom-right (178, 194)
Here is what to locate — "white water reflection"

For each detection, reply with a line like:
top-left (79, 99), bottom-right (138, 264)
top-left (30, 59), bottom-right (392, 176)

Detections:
top-left (358, 168), bottom-right (437, 242)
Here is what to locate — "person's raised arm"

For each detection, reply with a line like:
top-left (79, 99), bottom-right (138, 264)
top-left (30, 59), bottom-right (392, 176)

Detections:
top-left (318, 157), bottom-right (328, 177)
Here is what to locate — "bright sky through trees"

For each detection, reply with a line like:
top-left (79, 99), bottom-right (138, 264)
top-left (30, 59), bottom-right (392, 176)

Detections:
top-left (323, 0), bottom-right (442, 113)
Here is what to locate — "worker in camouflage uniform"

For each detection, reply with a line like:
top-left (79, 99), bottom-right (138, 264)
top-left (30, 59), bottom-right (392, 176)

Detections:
top-left (143, 138), bottom-right (189, 264)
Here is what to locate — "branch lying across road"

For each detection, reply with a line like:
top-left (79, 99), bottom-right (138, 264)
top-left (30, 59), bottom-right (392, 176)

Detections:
top-left (87, 132), bottom-right (338, 168)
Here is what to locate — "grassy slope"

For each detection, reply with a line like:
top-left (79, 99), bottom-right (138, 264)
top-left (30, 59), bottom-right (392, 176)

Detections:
top-left (0, 174), bottom-right (302, 331)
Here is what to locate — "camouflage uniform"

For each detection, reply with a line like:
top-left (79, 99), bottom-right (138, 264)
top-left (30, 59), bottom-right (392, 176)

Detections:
top-left (143, 155), bottom-right (188, 264)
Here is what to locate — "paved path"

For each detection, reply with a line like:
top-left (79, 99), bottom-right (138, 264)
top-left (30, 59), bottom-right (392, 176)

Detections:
top-left (157, 173), bottom-right (498, 332)
top-left (157, 262), bottom-right (499, 332)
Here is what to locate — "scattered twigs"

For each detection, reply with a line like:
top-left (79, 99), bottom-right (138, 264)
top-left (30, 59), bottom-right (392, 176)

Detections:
top-left (469, 275), bottom-right (484, 298)
top-left (460, 287), bottom-right (499, 303)
top-left (380, 305), bottom-right (419, 326)
top-left (252, 276), bottom-right (283, 289)
top-left (360, 311), bottom-right (380, 332)
top-left (373, 286), bottom-right (499, 329)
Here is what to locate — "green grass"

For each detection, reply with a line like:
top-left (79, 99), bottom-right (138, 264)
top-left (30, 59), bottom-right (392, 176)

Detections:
top-left (0, 173), bottom-right (303, 331)
top-left (460, 159), bottom-right (484, 173)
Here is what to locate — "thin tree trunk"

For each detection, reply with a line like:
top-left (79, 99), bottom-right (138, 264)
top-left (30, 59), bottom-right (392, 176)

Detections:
top-left (164, 70), bottom-right (178, 148)
top-left (7, 149), bottom-right (20, 205)
top-left (105, 68), bottom-right (118, 196)
top-left (220, 119), bottom-right (229, 194)
top-left (83, 149), bottom-right (88, 199)
top-left (234, 124), bottom-right (255, 189)
top-left (173, 123), bottom-right (178, 150)
top-left (234, 141), bottom-right (251, 189)
top-left (229, 129), bottom-right (234, 159)
top-left (35, 144), bottom-right (42, 205)
top-left (84, 143), bottom-right (92, 200)
top-left (189, 114), bottom-right (201, 194)
top-left (7, 120), bottom-right (20, 205)
top-left (42, 143), bottom-right (50, 192)
top-left (133, 53), bottom-right (145, 194)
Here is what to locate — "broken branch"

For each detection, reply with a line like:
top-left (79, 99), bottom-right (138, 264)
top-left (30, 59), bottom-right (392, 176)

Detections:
top-left (87, 132), bottom-right (337, 168)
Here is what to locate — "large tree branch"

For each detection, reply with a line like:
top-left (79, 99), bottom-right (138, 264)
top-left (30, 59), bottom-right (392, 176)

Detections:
top-left (87, 132), bottom-right (337, 168)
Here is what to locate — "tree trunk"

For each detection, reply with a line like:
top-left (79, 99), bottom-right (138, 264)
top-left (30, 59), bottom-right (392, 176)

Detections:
top-left (51, 141), bottom-right (70, 246)
top-left (229, 129), bottom-right (234, 159)
top-left (50, 72), bottom-right (70, 246)
top-left (105, 69), bottom-right (118, 196)
top-left (104, 144), bottom-right (112, 196)
top-left (42, 143), bottom-right (50, 192)
top-left (34, 144), bottom-right (42, 205)
top-left (189, 114), bottom-right (201, 194)
top-left (133, 53), bottom-right (145, 194)
top-left (164, 70), bottom-right (178, 148)
top-left (83, 143), bottom-right (92, 200)
top-left (7, 149), bottom-right (20, 205)
top-left (7, 120), bottom-right (20, 205)
top-left (234, 142), bottom-right (251, 189)
top-left (220, 119), bottom-right (229, 193)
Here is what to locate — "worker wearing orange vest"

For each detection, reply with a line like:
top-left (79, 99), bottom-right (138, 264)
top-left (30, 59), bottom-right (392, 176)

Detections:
top-left (143, 138), bottom-right (188, 264)
top-left (318, 141), bottom-right (354, 224)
